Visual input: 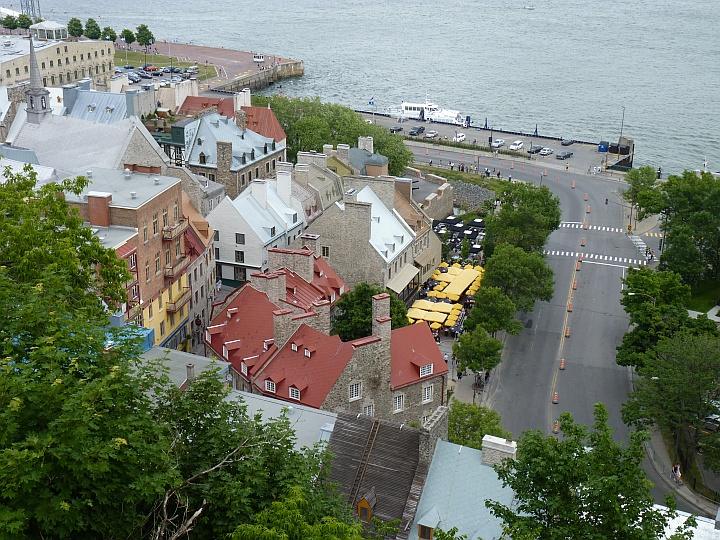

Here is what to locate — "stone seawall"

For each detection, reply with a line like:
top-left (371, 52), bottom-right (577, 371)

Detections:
top-left (213, 61), bottom-right (305, 92)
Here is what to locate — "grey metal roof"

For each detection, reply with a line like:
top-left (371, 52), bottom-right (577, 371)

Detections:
top-left (0, 157), bottom-right (56, 185)
top-left (0, 35), bottom-right (60, 63)
top-left (407, 440), bottom-right (514, 540)
top-left (228, 390), bottom-right (337, 450)
top-left (0, 146), bottom-right (39, 164)
top-left (67, 90), bottom-right (127, 124)
top-left (64, 168), bottom-right (180, 209)
top-left (348, 147), bottom-right (389, 175)
top-left (91, 224), bottom-right (137, 250)
top-left (142, 347), bottom-right (231, 388)
top-left (184, 112), bottom-right (282, 171)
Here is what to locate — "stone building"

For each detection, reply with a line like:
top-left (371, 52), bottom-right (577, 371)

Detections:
top-left (251, 293), bottom-right (449, 425)
top-left (321, 136), bottom-right (389, 176)
top-left (0, 22), bottom-right (117, 89)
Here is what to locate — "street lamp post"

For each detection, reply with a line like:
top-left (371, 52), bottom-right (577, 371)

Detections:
top-left (618, 106), bottom-right (626, 161)
top-left (627, 291), bottom-right (656, 306)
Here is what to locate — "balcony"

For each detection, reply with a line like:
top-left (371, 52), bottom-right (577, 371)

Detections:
top-left (164, 254), bottom-right (190, 279)
top-left (126, 300), bottom-right (142, 321)
top-left (162, 218), bottom-right (188, 241)
top-left (166, 287), bottom-right (191, 313)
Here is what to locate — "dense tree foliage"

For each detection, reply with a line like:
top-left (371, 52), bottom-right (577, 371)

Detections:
top-left (120, 28), bottom-right (136, 47)
top-left (484, 244), bottom-right (554, 312)
top-left (136, 24), bottom-right (155, 49)
top-left (453, 326), bottom-right (503, 373)
top-left (252, 95), bottom-right (413, 176)
top-left (622, 165), bottom-right (663, 223)
top-left (16, 13), bottom-right (32, 29)
top-left (487, 404), bottom-right (694, 539)
top-left (83, 18), bottom-right (101, 40)
top-left (484, 182), bottom-right (561, 256)
top-left (448, 400), bottom-right (511, 449)
top-left (1, 14), bottom-right (17, 31)
top-left (331, 282), bottom-right (407, 340)
top-left (464, 286), bottom-right (521, 337)
top-left (101, 26), bottom-right (117, 42)
top-left (67, 17), bottom-right (83, 37)
top-left (623, 332), bottom-right (720, 473)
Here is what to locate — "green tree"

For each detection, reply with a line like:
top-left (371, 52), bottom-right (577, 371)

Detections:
top-left (434, 527), bottom-right (468, 540)
top-left (1, 14), bottom-right (17, 31)
top-left (623, 332), bottom-right (720, 472)
top-left (453, 326), bottom-right (503, 373)
top-left (16, 13), bottom-right (32, 29)
top-left (484, 182), bottom-right (561, 256)
top-left (232, 487), bottom-right (363, 540)
top-left (251, 95), bottom-right (412, 175)
top-left (136, 23), bottom-right (155, 49)
top-left (67, 17), bottom-right (83, 37)
top-left (483, 244), bottom-right (554, 312)
top-left (120, 28), bottom-right (136, 48)
top-left (464, 286), bottom-right (521, 337)
top-left (623, 166), bottom-right (664, 222)
top-left (84, 18), bottom-right (101, 39)
top-left (660, 224), bottom-right (706, 286)
top-left (460, 237), bottom-right (470, 259)
top-left (448, 399), bottom-right (511, 449)
top-left (332, 282), bottom-right (407, 340)
top-left (487, 404), bottom-right (695, 540)
top-left (101, 26), bottom-right (117, 42)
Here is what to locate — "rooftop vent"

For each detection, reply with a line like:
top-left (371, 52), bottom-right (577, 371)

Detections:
top-left (153, 177), bottom-right (160, 185)
top-left (197, 137), bottom-right (202, 145)
top-left (130, 191), bottom-right (137, 199)
top-left (344, 188), bottom-right (356, 196)
top-left (88, 103), bottom-right (96, 112)
top-left (105, 106), bottom-right (114, 113)
top-left (123, 168), bottom-right (131, 179)
top-left (86, 169), bottom-right (92, 178)
top-left (3, 40), bottom-right (11, 47)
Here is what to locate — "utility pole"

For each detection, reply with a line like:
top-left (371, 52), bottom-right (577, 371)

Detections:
top-left (618, 106), bottom-right (625, 161)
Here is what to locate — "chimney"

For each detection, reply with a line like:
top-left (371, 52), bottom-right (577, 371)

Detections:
top-left (322, 144), bottom-right (333, 156)
top-left (235, 109), bottom-right (247, 131)
top-left (276, 168), bottom-right (292, 206)
top-left (62, 83), bottom-right (79, 113)
top-left (239, 87), bottom-right (251, 107)
top-left (481, 435), bottom-right (517, 466)
top-left (358, 136), bottom-right (374, 154)
top-left (186, 363), bottom-right (196, 382)
top-left (125, 88), bottom-right (138, 118)
top-left (250, 271), bottom-right (286, 305)
top-left (371, 293), bottom-right (391, 342)
top-left (276, 161), bottom-right (293, 174)
top-left (300, 233), bottom-right (319, 255)
top-left (310, 299), bottom-right (331, 335)
top-left (294, 163), bottom-right (309, 186)
top-left (272, 308), bottom-right (296, 349)
top-left (251, 180), bottom-right (267, 208)
top-left (337, 143), bottom-right (350, 165)
top-left (87, 191), bottom-right (112, 227)
top-left (78, 78), bottom-right (92, 91)
top-left (419, 406), bottom-right (449, 466)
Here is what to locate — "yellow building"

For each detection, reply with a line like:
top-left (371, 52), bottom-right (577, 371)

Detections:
top-left (143, 273), bottom-right (191, 349)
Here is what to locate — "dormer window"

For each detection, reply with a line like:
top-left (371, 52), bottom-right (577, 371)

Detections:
top-left (304, 348), bottom-right (311, 358)
top-left (291, 342), bottom-right (298, 352)
top-left (199, 152), bottom-right (206, 165)
top-left (265, 380), bottom-right (276, 393)
top-left (418, 525), bottom-right (433, 540)
top-left (240, 362), bottom-right (248, 376)
top-left (289, 387), bottom-right (300, 400)
top-left (419, 363), bottom-right (434, 377)
top-left (270, 226), bottom-right (276, 236)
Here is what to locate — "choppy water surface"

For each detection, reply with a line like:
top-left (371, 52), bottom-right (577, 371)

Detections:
top-left (39, 0), bottom-right (720, 172)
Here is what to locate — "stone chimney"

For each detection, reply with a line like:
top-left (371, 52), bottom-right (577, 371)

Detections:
top-left (294, 163), bottom-right (309, 186)
top-left (276, 168), bottom-right (292, 206)
top-left (371, 293), bottom-right (391, 342)
top-left (337, 144), bottom-right (350, 165)
top-left (276, 161), bottom-right (293, 174)
top-left (251, 180), bottom-right (267, 208)
top-left (268, 248), bottom-right (314, 283)
top-left (358, 136), bottom-right (374, 154)
top-left (300, 233), bottom-right (319, 255)
top-left (235, 109), bottom-right (247, 131)
top-left (273, 308), bottom-right (297, 349)
top-left (419, 406), bottom-right (449, 466)
top-left (62, 83), bottom-right (79, 113)
top-left (250, 270), bottom-right (286, 305)
top-left (481, 435), bottom-right (517, 466)
top-left (87, 191), bottom-right (112, 227)
top-left (310, 299), bottom-right (331, 335)
top-left (322, 144), bottom-right (334, 156)
top-left (216, 140), bottom-right (234, 194)
top-left (186, 363), bottom-right (196, 382)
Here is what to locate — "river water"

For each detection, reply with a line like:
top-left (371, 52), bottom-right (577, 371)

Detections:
top-left (38, 0), bottom-right (720, 173)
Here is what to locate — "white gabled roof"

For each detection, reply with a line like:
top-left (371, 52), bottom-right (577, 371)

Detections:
top-left (355, 185), bottom-right (414, 262)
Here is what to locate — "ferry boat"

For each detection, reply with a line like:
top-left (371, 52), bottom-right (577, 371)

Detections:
top-left (389, 99), bottom-right (469, 126)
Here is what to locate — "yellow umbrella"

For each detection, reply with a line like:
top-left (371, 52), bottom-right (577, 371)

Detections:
top-left (430, 322), bottom-right (442, 330)
top-left (448, 294), bottom-right (460, 301)
top-left (435, 292), bottom-right (447, 299)
top-left (415, 320), bottom-right (424, 324)
top-left (439, 262), bottom-right (449, 267)
top-left (452, 304), bottom-right (463, 310)
top-left (464, 264), bottom-right (474, 269)
top-left (474, 265), bottom-right (483, 271)
top-left (444, 319), bottom-right (455, 327)
top-left (426, 290), bottom-right (437, 298)
top-left (408, 318), bottom-right (415, 324)
top-left (452, 262), bottom-right (462, 268)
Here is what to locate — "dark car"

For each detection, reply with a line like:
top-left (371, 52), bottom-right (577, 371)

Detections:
top-left (527, 144), bottom-right (543, 154)
top-left (151, 70), bottom-right (163, 77)
top-left (556, 151), bottom-right (574, 160)
top-left (138, 70), bottom-right (152, 79)
top-left (123, 64), bottom-right (134, 70)
top-left (389, 126), bottom-right (403, 134)
top-left (561, 139), bottom-right (574, 146)
top-left (127, 72), bottom-right (142, 83)
top-left (408, 126), bottom-right (425, 136)
top-left (170, 67), bottom-right (181, 73)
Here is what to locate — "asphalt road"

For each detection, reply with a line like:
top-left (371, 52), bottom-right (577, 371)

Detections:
top-left (410, 145), bottom-right (686, 509)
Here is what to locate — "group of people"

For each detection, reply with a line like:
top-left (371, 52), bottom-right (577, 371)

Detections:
top-left (644, 247), bottom-right (656, 261)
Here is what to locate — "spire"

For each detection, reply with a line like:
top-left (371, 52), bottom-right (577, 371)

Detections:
top-left (28, 35), bottom-right (43, 90)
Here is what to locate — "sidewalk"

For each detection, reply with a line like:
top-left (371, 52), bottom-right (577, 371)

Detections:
top-left (645, 427), bottom-right (718, 517)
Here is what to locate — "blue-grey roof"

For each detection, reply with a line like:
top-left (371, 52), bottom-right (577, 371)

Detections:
top-left (184, 112), bottom-right (282, 171)
top-left (408, 440), bottom-right (514, 540)
top-left (142, 347), bottom-right (231, 388)
top-left (0, 145), bottom-right (39, 164)
top-left (348, 147), bottom-right (388, 175)
top-left (67, 90), bottom-right (127, 124)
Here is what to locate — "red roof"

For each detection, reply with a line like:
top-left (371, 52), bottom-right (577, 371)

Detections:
top-left (390, 323), bottom-right (449, 389)
top-left (115, 238), bottom-right (137, 259)
top-left (241, 105), bottom-right (286, 142)
top-left (283, 269), bottom-right (328, 311)
top-left (255, 324), bottom-right (354, 408)
top-left (205, 285), bottom-right (278, 373)
top-left (183, 223), bottom-right (206, 262)
top-left (178, 96), bottom-right (235, 118)
top-left (313, 255), bottom-right (346, 298)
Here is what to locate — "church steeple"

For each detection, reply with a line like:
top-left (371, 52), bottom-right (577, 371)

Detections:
top-left (25, 35), bottom-right (50, 124)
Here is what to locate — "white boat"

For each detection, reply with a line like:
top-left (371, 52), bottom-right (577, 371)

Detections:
top-left (252, 53), bottom-right (265, 63)
top-left (389, 99), bottom-right (468, 126)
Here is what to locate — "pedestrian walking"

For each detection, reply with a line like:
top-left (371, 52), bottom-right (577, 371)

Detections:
top-left (429, 159), bottom-right (433, 167)
top-left (508, 175), bottom-right (512, 182)
top-left (565, 163), bottom-right (569, 171)
top-left (671, 464), bottom-right (683, 485)
top-left (497, 171), bottom-right (501, 179)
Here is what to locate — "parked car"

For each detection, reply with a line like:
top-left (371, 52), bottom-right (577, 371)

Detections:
top-left (127, 72), bottom-right (142, 83)
top-left (490, 138), bottom-right (505, 148)
top-left (527, 144), bottom-right (543, 154)
top-left (143, 65), bottom-right (159, 72)
top-left (151, 70), bottom-right (163, 77)
top-left (138, 70), bottom-right (152, 79)
top-left (170, 67), bottom-right (182, 73)
top-left (161, 66), bottom-right (171, 73)
top-left (169, 76), bottom-right (183, 83)
top-left (114, 67), bottom-right (124, 74)
top-left (556, 151), bottom-right (574, 160)
top-left (389, 126), bottom-right (403, 133)
top-left (539, 147), bottom-right (554, 156)
top-left (409, 126), bottom-right (425, 136)
top-left (561, 139), bottom-right (574, 146)
top-left (509, 140), bottom-right (523, 151)
top-left (453, 132), bottom-right (466, 143)
top-left (425, 130), bottom-right (439, 139)
top-left (187, 65), bottom-right (199, 73)
top-left (123, 64), bottom-right (134, 69)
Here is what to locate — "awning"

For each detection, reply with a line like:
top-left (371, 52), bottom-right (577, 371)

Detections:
top-left (387, 264), bottom-right (420, 294)
top-left (414, 248), bottom-right (434, 267)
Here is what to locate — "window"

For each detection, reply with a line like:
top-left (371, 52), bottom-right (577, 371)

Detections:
top-left (291, 343), bottom-right (298, 352)
top-left (289, 387), bottom-right (300, 400)
top-left (173, 202), bottom-right (179, 221)
top-left (155, 252), bottom-right (161, 273)
top-left (24, 65), bottom-right (27, 73)
top-left (360, 507), bottom-right (369, 522)
top-left (148, 302), bottom-right (153, 319)
top-left (292, 213), bottom-right (297, 224)
top-left (270, 226), bottom-right (276, 236)
top-left (419, 525), bottom-right (433, 540)
top-left (241, 362), bottom-right (248, 376)
top-left (200, 285), bottom-right (204, 298)
top-left (152, 213), bottom-right (158, 235)
top-left (234, 251), bottom-right (244, 263)
top-left (419, 363), bottom-right (434, 377)
top-left (165, 249), bottom-right (171, 266)
top-left (130, 284), bottom-right (139, 300)
top-left (143, 225), bottom-right (148, 243)
top-left (322, 246), bottom-right (330, 257)
top-left (175, 238), bottom-right (181, 258)
top-left (214, 247), bottom-right (220, 259)
top-left (255, 167), bottom-right (259, 177)
top-left (145, 261), bottom-right (150, 282)
top-left (214, 230), bottom-right (219, 241)
top-left (265, 380), bottom-right (276, 393)
top-left (159, 321), bottom-right (165, 337)
top-left (235, 233), bottom-right (245, 244)
top-left (73, 55), bottom-right (76, 62)
top-left (49, 60), bottom-right (53, 67)
top-left (393, 394), bottom-right (405, 413)
top-left (363, 404), bottom-right (374, 417)
top-left (349, 382), bottom-right (361, 402)
top-left (158, 293), bottom-right (163, 308)
top-left (195, 290), bottom-right (199, 303)
top-left (129, 253), bottom-right (137, 269)
top-left (266, 162), bottom-right (270, 173)
top-left (199, 152), bottom-right (206, 165)
top-left (194, 268), bottom-right (198, 281)
top-left (41, 61), bottom-right (45, 69)
top-left (304, 348), bottom-right (311, 358)
top-left (422, 384), bottom-right (434, 404)
top-left (162, 209), bottom-right (168, 228)
top-left (51, 75), bottom-right (55, 85)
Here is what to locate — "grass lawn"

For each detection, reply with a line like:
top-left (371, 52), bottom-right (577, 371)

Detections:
top-left (114, 50), bottom-right (216, 81)
top-left (687, 278), bottom-right (720, 313)
top-left (415, 164), bottom-right (506, 195)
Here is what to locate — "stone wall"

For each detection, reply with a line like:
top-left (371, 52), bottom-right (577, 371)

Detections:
top-left (123, 128), bottom-right (170, 172)
top-left (216, 140), bottom-right (235, 197)
top-left (481, 435), bottom-right (517, 466)
top-left (420, 183), bottom-right (454, 221)
top-left (268, 248), bottom-right (314, 283)
top-left (344, 175), bottom-right (395, 210)
top-left (419, 405), bottom-right (449, 465)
